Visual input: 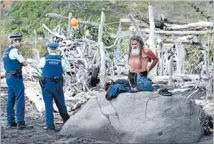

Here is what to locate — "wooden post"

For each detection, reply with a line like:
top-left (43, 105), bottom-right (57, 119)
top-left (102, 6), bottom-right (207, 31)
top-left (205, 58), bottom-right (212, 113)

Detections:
top-left (98, 8), bottom-right (106, 87)
top-left (204, 23), bottom-right (214, 99)
top-left (148, 5), bottom-right (158, 76)
top-left (157, 39), bottom-right (164, 76)
top-left (175, 41), bottom-right (185, 75)
top-left (33, 29), bottom-right (40, 63)
top-left (204, 45), bottom-right (209, 75)
top-left (148, 5), bottom-right (155, 52)
top-left (207, 23), bottom-right (214, 99)
top-left (180, 43), bottom-right (185, 74)
top-left (168, 57), bottom-right (173, 87)
top-left (164, 47), bottom-right (169, 76)
top-left (213, 33), bottom-right (214, 99)
top-left (67, 13), bottom-right (72, 38)
top-left (34, 29), bottom-right (37, 48)
top-left (117, 22), bottom-right (122, 52)
top-left (128, 14), bottom-right (144, 41)
top-left (98, 8), bottom-right (105, 42)
top-left (213, 26), bottom-right (214, 98)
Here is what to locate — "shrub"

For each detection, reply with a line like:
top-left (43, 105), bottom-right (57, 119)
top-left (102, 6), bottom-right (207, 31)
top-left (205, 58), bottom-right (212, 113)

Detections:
top-left (0, 34), bottom-right (33, 58)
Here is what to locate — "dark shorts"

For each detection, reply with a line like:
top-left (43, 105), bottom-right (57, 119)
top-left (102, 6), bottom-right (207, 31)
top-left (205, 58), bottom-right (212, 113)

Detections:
top-left (128, 71), bottom-right (147, 87)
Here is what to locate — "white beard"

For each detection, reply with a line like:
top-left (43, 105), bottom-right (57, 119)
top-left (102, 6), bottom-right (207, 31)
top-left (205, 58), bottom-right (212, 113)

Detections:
top-left (131, 47), bottom-right (141, 56)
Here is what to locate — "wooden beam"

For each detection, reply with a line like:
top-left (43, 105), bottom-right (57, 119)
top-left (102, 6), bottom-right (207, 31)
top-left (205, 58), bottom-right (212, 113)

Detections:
top-left (115, 30), bottom-right (213, 38)
top-left (128, 14), bottom-right (144, 40)
top-left (165, 21), bottom-right (213, 30)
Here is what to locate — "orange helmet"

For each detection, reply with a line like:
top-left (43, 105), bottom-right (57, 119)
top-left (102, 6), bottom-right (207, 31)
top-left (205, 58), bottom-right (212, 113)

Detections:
top-left (70, 18), bottom-right (78, 28)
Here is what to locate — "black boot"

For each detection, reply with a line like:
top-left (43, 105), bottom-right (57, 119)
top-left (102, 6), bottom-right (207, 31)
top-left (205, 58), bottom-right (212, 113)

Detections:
top-left (158, 88), bottom-right (173, 96)
top-left (6, 123), bottom-right (17, 129)
top-left (43, 126), bottom-right (61, 132)
top-left (17, 124), bottom-right (34, 130)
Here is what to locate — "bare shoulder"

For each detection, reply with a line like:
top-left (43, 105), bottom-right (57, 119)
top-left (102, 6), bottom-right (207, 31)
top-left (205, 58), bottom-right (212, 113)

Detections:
top-left (142, 47), bottom-right (151, 54)
top-left (142, 47), bottom-right (158, 58)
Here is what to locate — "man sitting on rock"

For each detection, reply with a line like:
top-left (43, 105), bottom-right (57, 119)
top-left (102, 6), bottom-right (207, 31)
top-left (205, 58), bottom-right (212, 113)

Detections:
top-left (128, 35), bottom-right (159, 91)
top-left (104, 36), bottom-right (159, 100)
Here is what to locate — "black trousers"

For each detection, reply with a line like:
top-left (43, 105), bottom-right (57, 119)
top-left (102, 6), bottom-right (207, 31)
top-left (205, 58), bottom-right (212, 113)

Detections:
top-left (128, 71), bottom-right (147, 87)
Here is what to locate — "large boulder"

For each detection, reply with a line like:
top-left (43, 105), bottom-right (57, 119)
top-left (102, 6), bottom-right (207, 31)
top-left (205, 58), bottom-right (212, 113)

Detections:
top-left (60, 92), bottom-right (206, 144)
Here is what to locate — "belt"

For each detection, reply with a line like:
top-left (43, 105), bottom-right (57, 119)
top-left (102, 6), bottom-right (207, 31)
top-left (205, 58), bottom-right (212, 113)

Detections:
top-left (6, 71), bottom-right (22, 76)
top-left (41, 77), bottom-right (63, 83)
top-left (129, 71), bottom-right (147, 77)
top-left (6, 70), bottom-right (22, 75)
top-left (139, 71), bottom-right (147, 77)
top-left (6, 71), bottom-right (22, 79)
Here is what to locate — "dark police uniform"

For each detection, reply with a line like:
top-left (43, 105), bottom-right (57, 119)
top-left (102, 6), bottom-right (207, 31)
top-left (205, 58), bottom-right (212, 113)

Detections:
top-left (3, 34), bottom-right (33, 130)
top-left (39, 42), bottom-right (70, 131)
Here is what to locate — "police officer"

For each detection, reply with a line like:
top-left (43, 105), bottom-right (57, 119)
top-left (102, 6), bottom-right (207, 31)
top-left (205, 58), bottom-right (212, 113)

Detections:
top-left (3, 34), bottom-right (34, 130)
top-left (38, 42), bottom-right (70, 131)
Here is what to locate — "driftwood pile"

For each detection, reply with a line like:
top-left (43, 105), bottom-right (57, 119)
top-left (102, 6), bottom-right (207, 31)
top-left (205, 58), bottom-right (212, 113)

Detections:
top-left (42, 23), bottom-right (129, 96)
top-left (1, 6), bottom-right (213, 117)
top-left (116, 8), bottom-right (214, 99)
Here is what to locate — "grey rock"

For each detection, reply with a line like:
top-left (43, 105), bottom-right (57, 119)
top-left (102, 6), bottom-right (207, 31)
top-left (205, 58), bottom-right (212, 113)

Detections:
top-left (61, 92), bottom-right (206, 144)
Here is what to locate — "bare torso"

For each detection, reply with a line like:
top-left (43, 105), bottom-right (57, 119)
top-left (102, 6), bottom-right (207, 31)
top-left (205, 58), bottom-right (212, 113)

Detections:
top-left (129, 48), bottom-right (150, 72)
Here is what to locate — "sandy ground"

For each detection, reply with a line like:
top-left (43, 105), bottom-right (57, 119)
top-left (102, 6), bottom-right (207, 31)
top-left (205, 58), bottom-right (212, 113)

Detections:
top-left (1, 93), bottom-right (110, 144)
top-left (1, 81), bottom-right (213, 144)
top-left (1, 81), bottom-right (109, 144)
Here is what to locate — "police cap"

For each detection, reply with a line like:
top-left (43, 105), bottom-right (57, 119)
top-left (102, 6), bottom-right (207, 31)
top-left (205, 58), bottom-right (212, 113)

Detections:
top-left (9, 34), bottom-right (23, 41)
top-left (47, 42), bottom-right (59, 49)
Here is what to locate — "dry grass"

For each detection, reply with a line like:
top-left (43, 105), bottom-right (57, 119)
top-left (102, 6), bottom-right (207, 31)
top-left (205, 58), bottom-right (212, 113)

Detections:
top-left (0, 34), bottom-right (34, 58)
top-left (1, 1), bottom-right (14, 10)
top-left (0, 34), bottom-right (10, 54)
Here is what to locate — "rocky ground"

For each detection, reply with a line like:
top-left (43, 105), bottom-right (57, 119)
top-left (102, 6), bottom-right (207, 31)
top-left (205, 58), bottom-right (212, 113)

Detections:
top-left (1, 81), bottom-right (213, 144)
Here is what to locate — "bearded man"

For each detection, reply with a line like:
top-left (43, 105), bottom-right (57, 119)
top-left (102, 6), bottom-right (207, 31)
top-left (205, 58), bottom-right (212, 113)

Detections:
top-left (128, 36), bottom-right (159, 88)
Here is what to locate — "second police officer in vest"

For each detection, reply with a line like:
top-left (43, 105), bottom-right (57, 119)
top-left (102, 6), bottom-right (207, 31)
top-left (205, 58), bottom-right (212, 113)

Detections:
top-left (38, 42), bottom-right (70, 131)
top-left (3, 34), bottom-right (34, 130)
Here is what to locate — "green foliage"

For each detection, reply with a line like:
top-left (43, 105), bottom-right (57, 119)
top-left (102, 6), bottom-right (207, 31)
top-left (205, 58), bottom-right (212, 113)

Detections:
top-left (184, 45), bottom-right (203, 66)
top-left (0, 1), bottom-right (123, 37)
top-left (0, 1), bottom-right (65, 36)
top-left (21, 41), bottom-right (34, 58)
top-left (36, 44), bottom-right (48, 57)
top-left (121, 38), bottom-right (129, 53)
top-left (184, 44), bottom-right (213, 65)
